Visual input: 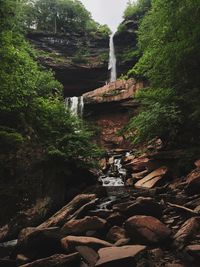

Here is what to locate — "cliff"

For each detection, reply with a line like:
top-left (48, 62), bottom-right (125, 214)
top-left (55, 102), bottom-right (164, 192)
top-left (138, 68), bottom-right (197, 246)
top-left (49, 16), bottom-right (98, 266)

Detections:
top-left (83, 79), bottom-right (143, 149)
top-left (27, 31), bottom-right (110, 96)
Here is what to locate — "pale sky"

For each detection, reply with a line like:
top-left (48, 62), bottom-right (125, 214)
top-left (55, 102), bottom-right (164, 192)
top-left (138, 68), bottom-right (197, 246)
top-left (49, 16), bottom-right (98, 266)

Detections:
top-left (79, 0), bottom-right (130, 32)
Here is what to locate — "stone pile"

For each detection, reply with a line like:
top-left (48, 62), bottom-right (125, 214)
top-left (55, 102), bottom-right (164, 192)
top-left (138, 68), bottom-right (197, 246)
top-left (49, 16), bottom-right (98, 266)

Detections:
top-left (0, 159), bottom-right (200, 267)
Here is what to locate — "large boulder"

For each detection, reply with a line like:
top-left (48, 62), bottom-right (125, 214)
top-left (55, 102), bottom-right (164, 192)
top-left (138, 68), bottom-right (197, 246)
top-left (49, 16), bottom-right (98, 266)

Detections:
top-left (61, 216), bottom-right (106, 236)
top-left (61, 236), bottom-right (113, 253)
top-left (125, 215), bottom-right (171, 245)
top-left (134, 166), bottom-right (169, 189)
top-left (95, 245), bottom-right (146, 267)
top-left (20, 253), bottom-right (80, 267)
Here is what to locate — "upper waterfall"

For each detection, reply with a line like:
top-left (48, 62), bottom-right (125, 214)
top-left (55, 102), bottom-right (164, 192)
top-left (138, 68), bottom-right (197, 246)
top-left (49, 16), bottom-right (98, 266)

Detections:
top-left (108, 33), bottom-right (117, 82)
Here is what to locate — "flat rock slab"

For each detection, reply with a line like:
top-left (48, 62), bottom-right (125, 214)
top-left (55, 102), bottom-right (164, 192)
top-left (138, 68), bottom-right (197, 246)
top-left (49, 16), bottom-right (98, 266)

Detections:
top-left (76, 246), bottom-right (99, 267)
top-left (134, 166), bottom-right (168, 189)
top-left (95, 245), bottom-right (146, 267)
top-left (61, 236), bottom-right (113, 253)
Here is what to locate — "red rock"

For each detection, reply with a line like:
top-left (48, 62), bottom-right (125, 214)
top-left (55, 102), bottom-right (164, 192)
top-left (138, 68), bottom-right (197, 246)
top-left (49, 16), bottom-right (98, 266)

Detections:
top-left (134, 166), bottom-right (169, 189)
top-left (106, 226), bottom-right (127, 243)
top-left (76, 246), bottom-right (99, 267)
top-left (186, 168), bottom-right (200, 194)
top-left (61, 236), bottom-right (113, 253)
top-left (125, 215), bottom-right (171, 244)
top-left (194, 159), bottom-right (200, 168)
top-left (61, 216), bottom-right (106, 235)
top-left (95, 245), bottom-right (146, 267)
top-left (38, 194), bottom-right (96, 229)
top-left (107, 212), bottom-right (125, 226)
top-left (174, 217), bottom-right (200, 245)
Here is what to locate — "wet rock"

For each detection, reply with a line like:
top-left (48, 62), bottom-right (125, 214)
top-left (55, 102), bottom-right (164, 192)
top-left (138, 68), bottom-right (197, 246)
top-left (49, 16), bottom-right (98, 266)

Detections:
top-left (88, 210), bottom-right (113, 219)
top-left (95, 245), bottom-right (146, 267)
top-left (20, 253), bottom-right (80, 267)
top-left (38, 194), bottom-right (96, 229)
top-left (174, 218), bottom-right (200, 247)
top-left (124, 156), bottom-right (150, 172)
top-left (76, 246), bottom-right (99, 267)
top-left (185, 244), bottom-right (200, 260)
top-left (131, 170), bottom-right (149, 180)
top-left (186, 168), bottom-right (200, 194)
top-left (125, 215), bottom-right (171, 245)
top-left (107, 212), bottom-right (125, 226)
top-left (134, 167), bottom-right (169, 189)
top-left (124, 197), bottom-right (162, 218)
top-left (61, 236), bottom-right (113, 253)
top-left (106, 226), bottom-right (127, 243)
top-left (61, 216), bottom-right (106, 235)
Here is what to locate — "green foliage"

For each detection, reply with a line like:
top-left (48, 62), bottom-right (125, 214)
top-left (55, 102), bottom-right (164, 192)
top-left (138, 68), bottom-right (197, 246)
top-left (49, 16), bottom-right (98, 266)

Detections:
top-left (123, 0), bottom-right (151, 20)
top-left (0, 0), bottom-right (101, 168)
top-left (22, 0), bottom-right (110, 37)
top-left (125, 88), bottom-right (181, 144)
top-left (128, 0), bottom-right (200, 147)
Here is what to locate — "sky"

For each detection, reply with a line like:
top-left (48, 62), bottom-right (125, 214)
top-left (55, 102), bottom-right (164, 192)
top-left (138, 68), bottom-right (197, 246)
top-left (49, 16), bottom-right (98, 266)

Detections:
top-left (79, 0), bottom-right (130, 32)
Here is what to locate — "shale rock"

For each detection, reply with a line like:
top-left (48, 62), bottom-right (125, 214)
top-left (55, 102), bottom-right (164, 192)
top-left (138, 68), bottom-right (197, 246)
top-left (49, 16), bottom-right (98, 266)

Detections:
top-left (38, 194), bottom-right (96, 229)
top-left (106, 226), bottom-right (127, 243)
top-left (95, 245), bottom-right (146, 267)
top-left (124, 197), bottom-right (162, 218)
top-left (125, 215), bottom-right (171, 245)
top-left (61, 216), bottom-right (106, 235)
top-left (61, 236), bottom-right (113, 253)
top-left (174, 217), bottom-right (200, 246)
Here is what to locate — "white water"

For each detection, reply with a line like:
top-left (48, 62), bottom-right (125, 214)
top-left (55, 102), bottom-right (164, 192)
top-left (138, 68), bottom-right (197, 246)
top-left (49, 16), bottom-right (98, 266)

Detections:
top-left (65, 96), bottom-right (84, 116)
top-left (108, 33), bottom-right (117, 82)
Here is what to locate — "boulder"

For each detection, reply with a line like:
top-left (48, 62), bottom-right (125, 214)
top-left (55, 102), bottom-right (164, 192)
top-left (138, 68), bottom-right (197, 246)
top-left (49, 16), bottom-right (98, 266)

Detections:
top-left (61, 236), bottom-right (113, 253)
top-left (61, 216), bottom-right (106, 235)
top-left (38, 194), bottom-right (96, 229)
top-left (106, 226), bottom-right (127, 243)
top-left (95, 245), bottom-right (146, 267)
top-left (124, 197), bottom-right (162, 218)
top-left (20, 253), bottom-right (80, 267)
top-left (124, 157), bottom-right (150, 172)
top-left (174, 217), bottom-right (200, 246)
top-left (125, 215), bottom-right (171, 245)
top-left (186, 168), bottom-right (200, 194)
top-left (134, 167), bottom-right (169, 189)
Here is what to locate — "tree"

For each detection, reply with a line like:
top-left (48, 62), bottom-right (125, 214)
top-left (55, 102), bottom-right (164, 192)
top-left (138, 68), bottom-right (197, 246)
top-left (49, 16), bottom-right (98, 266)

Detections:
top-left (127, 0), bottom-right (200, 147)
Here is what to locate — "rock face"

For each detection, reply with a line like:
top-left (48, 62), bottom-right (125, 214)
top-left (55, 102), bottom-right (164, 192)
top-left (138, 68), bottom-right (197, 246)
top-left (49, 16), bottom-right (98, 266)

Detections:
top-left (125, 216), bottom-right (171, 245)
top-left (83, 79), bottom-right (143, 149)
top-left (27, 32), bottom-right (109, 96)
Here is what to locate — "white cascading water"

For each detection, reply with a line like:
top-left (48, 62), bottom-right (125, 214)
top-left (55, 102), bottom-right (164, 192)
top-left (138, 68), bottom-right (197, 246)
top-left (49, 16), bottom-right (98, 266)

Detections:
top-left (65, 96), bottom-right (84, 117)
top-left (108, 33), bottom-right (117, 82)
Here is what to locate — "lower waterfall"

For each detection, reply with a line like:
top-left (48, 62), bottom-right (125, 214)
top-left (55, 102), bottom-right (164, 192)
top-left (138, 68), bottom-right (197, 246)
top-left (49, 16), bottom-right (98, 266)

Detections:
top-left (65, 96), bottom-right (84, 116)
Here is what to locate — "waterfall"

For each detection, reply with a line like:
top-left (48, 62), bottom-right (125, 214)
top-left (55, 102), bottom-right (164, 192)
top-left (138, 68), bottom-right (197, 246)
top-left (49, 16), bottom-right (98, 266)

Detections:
top-left (65, 96), bottom-right (84, 116)
top-left (108, 33), bottom-right (117, 82)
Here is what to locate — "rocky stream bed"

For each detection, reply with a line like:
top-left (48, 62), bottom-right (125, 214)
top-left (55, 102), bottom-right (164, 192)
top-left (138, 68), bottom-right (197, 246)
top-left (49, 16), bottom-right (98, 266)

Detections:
top-left (0, 151), bottom-right (200, 267)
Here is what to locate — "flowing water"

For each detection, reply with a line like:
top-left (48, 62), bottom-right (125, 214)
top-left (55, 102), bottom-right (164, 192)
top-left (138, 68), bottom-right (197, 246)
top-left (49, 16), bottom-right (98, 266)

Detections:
top-left (108, 33), bottom-right (117, 82)
top-left (65, 96), bottom-right (84, 116)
